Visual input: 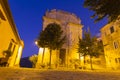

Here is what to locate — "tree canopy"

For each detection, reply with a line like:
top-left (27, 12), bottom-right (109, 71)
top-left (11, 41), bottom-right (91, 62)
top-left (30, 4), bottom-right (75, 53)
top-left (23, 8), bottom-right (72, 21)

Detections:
top-left (78, 29), bottom-right (103, 69)
top-left (37, 31), bottom-right (48, 48)
top-left (37, 23), bottom-right (66, 67)
top-left (84, 0), bottom-right (120, 23)
top-left (78, 30), bottom-right (102, 57)
top-left (42, 23), bottom-right (66, 50)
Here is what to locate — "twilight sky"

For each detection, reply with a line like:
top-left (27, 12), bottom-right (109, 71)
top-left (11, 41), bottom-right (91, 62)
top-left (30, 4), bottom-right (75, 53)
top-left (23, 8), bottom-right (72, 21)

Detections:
top-left (8, 0), bottom-right (107, 57)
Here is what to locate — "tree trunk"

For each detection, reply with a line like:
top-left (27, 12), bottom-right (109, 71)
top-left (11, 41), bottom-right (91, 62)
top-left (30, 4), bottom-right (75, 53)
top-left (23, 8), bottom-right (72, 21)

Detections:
top-left (42, 48), bottom-right (45, 63)
top-left (79, 53), bottom-right (80, 60)
top-left (90, 56), bottom-right (93, 70)
top-left (56, 49), bottom-right (59, 68)
top-left (84, 55), bottom-right (86, 65)
top-left (83, 55), bottom-right (86, 69)
top-left (49, 49), bottom-right (52, 67)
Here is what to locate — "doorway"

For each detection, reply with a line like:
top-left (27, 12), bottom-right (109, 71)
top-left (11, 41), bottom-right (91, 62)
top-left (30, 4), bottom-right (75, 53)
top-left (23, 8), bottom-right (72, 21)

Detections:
top-left (59, 49), bottom-right (66, 65)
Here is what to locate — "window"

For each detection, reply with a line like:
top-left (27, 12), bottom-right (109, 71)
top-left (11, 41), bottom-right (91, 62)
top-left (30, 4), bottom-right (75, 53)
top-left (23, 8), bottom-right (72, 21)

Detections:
top-left (8, 42), bottom-right (12, 50)
top-left (118, 58), bottom-right (120, 63)
top-left (115, 58), bottom-right (118, 63)
top-left (110, 26), bottom-right (114, 33)
top-left (0, 10), bottom-right (6, 21)
top-left (113, 41), bottom-right (119, 49)
top-left (59, 49), bottom-right (66, 64)
top-left (12, 45), bottom-right (16, 53)
top-left (8, 39), bottom-right (15, 51)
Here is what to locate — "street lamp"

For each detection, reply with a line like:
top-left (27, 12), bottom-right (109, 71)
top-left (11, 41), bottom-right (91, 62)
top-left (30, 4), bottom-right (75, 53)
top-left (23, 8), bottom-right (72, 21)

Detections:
top-left (86, 47), bottom-right (88, 49)
top-left (35, 41), bottom-right (38, 45)
top-left (34, 40), bottom-right (45, 64)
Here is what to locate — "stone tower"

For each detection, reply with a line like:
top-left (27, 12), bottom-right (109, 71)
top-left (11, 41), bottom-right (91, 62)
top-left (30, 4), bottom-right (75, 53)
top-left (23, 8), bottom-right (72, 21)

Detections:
top-left (36, 9), bottom-right (83, 68)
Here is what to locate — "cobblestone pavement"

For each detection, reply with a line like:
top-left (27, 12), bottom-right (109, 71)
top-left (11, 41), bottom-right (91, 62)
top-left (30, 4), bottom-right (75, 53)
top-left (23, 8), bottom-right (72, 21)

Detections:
top-left (0, 68), bottom-right (120, 80)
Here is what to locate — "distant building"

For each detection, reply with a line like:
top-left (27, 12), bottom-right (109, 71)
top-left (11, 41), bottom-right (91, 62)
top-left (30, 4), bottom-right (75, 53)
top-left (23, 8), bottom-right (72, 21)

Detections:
top-left (36, 9), bottom-right (83, 68)
top-left (0, 0), bottom-right (24, 67)
top-left (100, 20), bottom-right (120, 69)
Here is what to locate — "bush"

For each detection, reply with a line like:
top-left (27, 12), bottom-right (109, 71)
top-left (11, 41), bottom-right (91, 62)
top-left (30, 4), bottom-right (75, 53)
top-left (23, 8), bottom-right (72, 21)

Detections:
top-left (29, 54), bottom-right (38, 68)
top-left (69, 59), bottom-right (81, 69)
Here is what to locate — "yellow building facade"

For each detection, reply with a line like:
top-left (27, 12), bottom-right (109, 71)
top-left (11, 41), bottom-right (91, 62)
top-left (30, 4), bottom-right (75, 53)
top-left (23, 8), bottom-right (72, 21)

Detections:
top-left (101, 20), bottom-right (120, 69)
top-left (0, 0), bottom-right (24, 67)
top-left (36, 9), bottom-right (83, 68)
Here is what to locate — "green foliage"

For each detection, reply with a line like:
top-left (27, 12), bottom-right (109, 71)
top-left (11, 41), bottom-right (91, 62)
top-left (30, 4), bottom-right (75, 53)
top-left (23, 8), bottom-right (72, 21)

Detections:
top-left (77, 38), bottom-right (87, 56)
top-left (84, 0), bottom-right (120, 22)
top-left (0, 50), bottom-right (12, 67)
top-left (78, 29), bottom-right (102, 57)
top-left (3, 50), bottom-right (12, 58)
top-left (37, 23), bottom-right (66, 50)
top-left (37, 31), bottom-right (48, 48)
top-left (70, 59), bottom-right (81, 65)
top-left (37, 23), bottom-right (66, 66)
top-left (43, 23), bottom-right (66, 50)
top-left (69, 59), bottom-right (81, 69)
top-left (45, 23), bottom-right (66, 66)
top-left (78, 29), bottom-right (104, 69)
top-left (29, 54), bottom-right (38, 68)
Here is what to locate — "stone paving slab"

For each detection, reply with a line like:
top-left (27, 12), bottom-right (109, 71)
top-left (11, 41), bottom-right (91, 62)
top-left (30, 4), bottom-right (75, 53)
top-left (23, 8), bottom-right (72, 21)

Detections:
top-left (0, 68), bottom-right (120, 80)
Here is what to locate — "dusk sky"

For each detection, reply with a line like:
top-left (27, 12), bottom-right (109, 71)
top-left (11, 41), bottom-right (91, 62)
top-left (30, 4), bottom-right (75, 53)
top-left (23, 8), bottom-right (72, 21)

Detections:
top-left (8, 0), bottom-right (108, 58)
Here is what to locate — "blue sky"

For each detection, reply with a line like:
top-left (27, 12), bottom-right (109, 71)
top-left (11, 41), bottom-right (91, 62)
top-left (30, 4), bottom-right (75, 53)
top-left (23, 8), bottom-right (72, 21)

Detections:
top-left (8, 0), bottom-right (107, 57)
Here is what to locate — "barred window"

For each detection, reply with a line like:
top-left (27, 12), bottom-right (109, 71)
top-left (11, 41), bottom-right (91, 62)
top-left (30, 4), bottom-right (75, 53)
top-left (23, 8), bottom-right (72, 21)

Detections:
top-left (110, 26), bottom-right (114, 34)
top-left (113, 41), bottom-right (119, 49)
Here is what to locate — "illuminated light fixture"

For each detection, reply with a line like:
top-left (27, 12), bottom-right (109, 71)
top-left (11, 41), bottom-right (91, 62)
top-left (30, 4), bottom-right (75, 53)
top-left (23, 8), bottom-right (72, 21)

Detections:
top-left (80, 56), bottom-right (84, 60)
top-left (35, 41), bottom-right (38, 45)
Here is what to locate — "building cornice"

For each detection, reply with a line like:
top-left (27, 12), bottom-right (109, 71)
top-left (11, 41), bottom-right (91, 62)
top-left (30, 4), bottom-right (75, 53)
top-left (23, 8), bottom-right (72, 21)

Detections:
top-left (46, 9), bottom-right (81, 22)
top-left (67, 22), bottom-right (83, 28)
top-left (100, 22), bottom-right (114, 31)
top-left (43, 16), bottom-right (61, 24)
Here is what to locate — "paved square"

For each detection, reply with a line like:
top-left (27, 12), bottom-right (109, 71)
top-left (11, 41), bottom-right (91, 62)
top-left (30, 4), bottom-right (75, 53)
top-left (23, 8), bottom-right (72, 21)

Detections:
top-left (0, 68), bottom-right (120, 80)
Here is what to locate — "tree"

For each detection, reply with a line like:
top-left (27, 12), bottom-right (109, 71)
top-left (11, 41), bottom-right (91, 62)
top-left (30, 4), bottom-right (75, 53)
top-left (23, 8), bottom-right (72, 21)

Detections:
top-left (77, 38), bottom-right (87, 64)
top-left (29, 54), bottom-right (38, 68)
top-left (36, 31), bottom-right (48, 64)
top-left (1, 50), bottom-right (12, 66)
top-left (45, 23), bottom-right (66, 67)
top-left (78, 29), bottom-right (102, 70)
top-left (83, 30), bottom-right (94, 70)
top-left (3, 50), bottom-right (12, 58)
top-left (84, 0), bottom-right (120, 23)
top-left (38, 23), bottom-right (66, 67)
